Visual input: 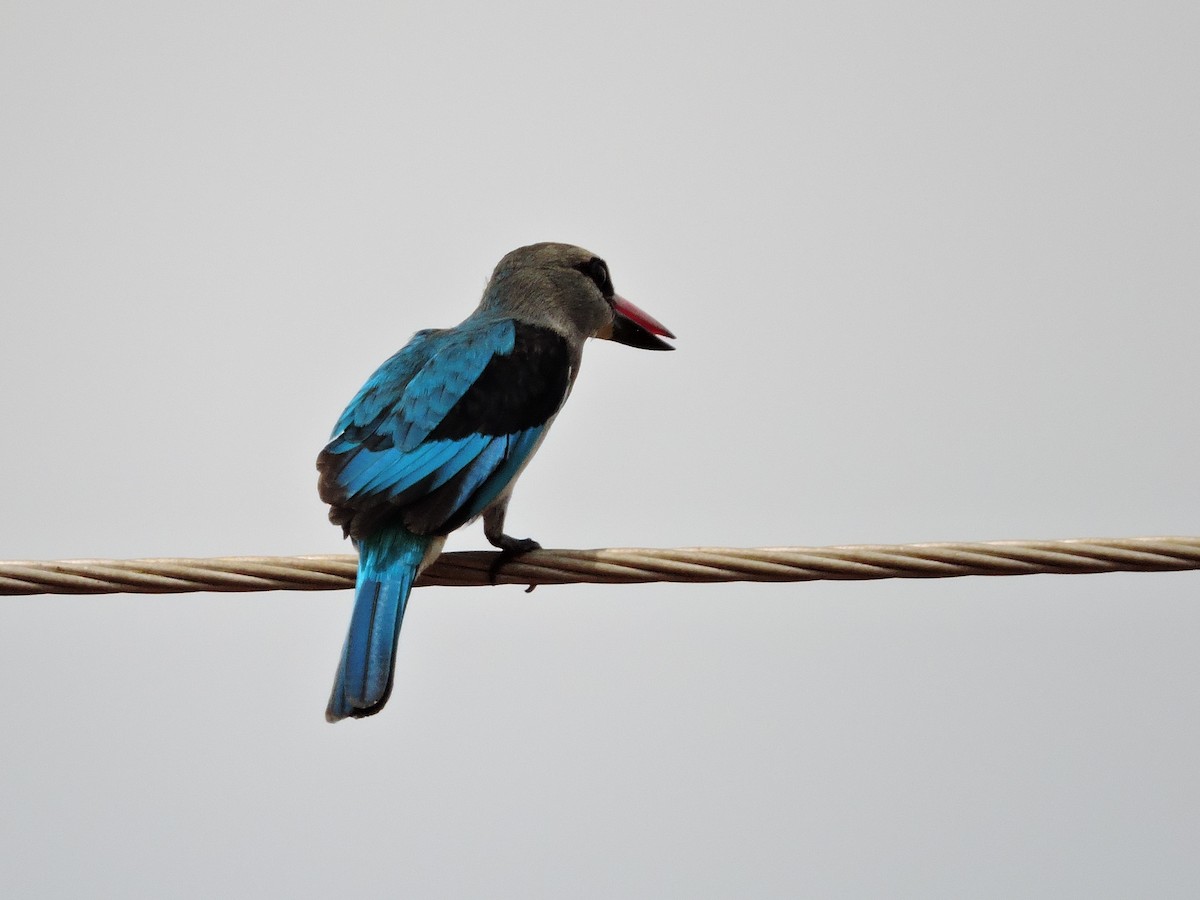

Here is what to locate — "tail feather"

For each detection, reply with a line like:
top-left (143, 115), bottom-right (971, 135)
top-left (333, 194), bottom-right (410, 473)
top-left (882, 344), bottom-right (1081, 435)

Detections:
top-left (327, 527), bottom-right (432, 722)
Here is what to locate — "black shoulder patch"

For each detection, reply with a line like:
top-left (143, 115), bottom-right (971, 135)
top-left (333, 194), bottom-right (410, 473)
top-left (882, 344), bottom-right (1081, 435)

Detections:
top-left (430, 323), bottom-right (571, 439)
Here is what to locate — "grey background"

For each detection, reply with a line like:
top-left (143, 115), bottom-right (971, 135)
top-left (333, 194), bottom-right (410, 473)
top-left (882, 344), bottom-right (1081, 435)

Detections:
top-left (2, 2), bottom-right (1198, 897)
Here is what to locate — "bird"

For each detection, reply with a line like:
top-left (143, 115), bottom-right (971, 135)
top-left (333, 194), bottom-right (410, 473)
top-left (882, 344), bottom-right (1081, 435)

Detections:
top-left (317, 242), bottom-right (675, 721)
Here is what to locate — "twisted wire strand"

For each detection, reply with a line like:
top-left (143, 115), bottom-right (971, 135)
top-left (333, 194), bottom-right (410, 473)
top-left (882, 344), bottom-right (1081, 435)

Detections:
top-left (1, 536), bottom-right (1198, 596)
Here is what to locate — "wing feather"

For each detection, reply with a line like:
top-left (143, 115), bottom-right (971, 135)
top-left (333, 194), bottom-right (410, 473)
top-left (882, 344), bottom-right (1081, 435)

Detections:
top-left (318, 319), bottom-right (569, 539)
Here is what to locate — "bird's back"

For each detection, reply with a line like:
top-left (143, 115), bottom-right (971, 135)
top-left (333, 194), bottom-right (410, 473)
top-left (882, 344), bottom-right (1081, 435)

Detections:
top-left (317, 315), bottom-right (569, 540)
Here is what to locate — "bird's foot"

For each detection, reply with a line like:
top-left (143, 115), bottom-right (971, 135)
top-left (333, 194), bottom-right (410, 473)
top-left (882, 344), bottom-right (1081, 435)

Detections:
top-left (488, 536), bottom-right (542, 588)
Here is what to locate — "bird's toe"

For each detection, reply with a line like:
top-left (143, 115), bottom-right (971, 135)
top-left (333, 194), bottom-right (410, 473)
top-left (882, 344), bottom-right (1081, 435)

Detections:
top-left (489, 536), bottom-right (542, 585)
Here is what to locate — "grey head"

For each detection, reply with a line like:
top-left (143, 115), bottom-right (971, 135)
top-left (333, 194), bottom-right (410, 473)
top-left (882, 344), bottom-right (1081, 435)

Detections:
top-left (477, 242), bottom-right (675, 351)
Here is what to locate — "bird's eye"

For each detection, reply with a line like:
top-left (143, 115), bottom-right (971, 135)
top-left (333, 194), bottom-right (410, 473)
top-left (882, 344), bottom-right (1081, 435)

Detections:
top-left (574, 258), bottom-right (613, 298)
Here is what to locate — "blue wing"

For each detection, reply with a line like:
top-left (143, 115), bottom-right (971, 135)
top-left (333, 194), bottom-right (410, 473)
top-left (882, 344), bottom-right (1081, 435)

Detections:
top-left (317, 318), bottom-right (569, 540)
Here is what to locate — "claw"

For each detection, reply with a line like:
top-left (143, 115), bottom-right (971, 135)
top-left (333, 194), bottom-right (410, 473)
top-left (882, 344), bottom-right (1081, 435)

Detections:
top-left (488, 537), bottom-right (541, 585)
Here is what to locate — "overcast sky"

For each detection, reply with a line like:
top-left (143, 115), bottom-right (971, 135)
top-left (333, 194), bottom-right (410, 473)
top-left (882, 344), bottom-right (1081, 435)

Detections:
top-left (2, 2), bottom-right (1198, 897)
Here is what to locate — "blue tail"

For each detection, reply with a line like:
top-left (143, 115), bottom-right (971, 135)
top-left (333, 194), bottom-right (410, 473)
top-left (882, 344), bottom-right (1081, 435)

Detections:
top-left (327, 527), bottom-right (432, 722)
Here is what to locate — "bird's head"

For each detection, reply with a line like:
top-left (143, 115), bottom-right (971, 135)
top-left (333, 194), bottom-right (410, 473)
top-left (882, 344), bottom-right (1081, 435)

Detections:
top-left (481, 243), bottom-right (675, 350)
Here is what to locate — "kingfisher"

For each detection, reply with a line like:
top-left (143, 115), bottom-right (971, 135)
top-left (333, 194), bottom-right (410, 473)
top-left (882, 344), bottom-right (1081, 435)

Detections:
top-left (317, 243), bottom-right (675, 721)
